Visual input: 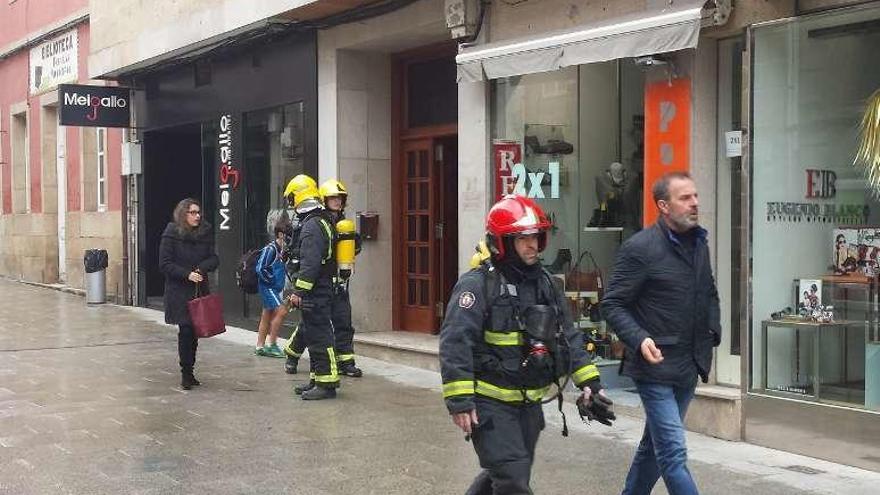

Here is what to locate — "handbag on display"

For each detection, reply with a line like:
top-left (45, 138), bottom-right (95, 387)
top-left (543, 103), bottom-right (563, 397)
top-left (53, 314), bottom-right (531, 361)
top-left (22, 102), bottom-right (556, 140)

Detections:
top-left (565, 250), bottom-right (604, 294)
top-left (187, 283), bottom-right (226, 338)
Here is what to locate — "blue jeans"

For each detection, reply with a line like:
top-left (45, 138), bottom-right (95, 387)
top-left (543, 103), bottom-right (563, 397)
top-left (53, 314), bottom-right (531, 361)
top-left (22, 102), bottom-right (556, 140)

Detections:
top-left (622, 377), bottom-right (699, 495)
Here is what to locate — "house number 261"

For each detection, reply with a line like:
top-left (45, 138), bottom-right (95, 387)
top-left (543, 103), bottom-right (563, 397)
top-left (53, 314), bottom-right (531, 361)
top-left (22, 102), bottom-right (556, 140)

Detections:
top-left (511, 162), bottom-right (560, 199)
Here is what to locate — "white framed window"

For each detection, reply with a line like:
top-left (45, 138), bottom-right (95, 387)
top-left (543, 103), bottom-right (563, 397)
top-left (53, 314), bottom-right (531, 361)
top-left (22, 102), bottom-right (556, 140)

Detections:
top-left (97, 128), bottom-right (107, 211)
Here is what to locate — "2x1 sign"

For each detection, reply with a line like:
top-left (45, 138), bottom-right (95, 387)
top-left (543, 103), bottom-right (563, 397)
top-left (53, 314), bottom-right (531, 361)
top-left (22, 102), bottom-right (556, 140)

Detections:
top-left (59, 84), bottom-right (131, 128)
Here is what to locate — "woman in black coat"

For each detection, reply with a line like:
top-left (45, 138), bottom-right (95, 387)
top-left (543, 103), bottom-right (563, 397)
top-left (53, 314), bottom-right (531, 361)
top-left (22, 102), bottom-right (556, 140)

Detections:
top-left (159, 198), bottom-right (219, 390)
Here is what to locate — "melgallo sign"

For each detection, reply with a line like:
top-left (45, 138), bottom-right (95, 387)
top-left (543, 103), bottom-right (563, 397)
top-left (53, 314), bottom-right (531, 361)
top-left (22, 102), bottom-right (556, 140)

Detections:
top-left (59, 84), bottom-right (131, 128)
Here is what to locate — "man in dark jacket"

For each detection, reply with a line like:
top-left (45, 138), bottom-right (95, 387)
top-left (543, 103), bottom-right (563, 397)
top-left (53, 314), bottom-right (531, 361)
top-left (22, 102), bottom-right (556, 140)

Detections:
top-left (158, 198), bottom-right (219, 390)
top-left (602, 171), bottom-right (721, 495)
top-left (441, 195), bottom-right (615, 495)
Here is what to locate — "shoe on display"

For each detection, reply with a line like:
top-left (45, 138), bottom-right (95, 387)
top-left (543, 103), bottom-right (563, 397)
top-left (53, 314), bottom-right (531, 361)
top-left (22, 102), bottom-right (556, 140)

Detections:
top-left (285, 356), bottom-right (299, 374)
top-left (339, 363), bottom-right (363, 378)
top-left (294, 380), bottom-right (315, 395)
top-left (542, 139), bottom-right (574, 155)
top-left (301, 386), bottom-right (337, 400)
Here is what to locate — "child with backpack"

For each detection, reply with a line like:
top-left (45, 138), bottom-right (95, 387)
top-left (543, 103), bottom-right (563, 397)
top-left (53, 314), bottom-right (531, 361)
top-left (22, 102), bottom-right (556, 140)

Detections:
top-left (254, 216), bottom-right (292, 357)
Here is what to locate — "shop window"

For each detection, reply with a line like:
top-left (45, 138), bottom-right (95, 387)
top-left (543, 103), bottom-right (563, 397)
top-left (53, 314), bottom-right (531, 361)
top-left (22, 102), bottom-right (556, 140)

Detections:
top-left (749, 6), bottom-right (880, 410)
top-left (406, 57), bottom-right (457, 128)
top-left (242, 102), bottom-right (305, 255)
top-left (490, 59), bottom-right (647, 363)
top-left (11, 111), bottom-right (28, 213)
top-left (97, 128), bottom-right (107, 211)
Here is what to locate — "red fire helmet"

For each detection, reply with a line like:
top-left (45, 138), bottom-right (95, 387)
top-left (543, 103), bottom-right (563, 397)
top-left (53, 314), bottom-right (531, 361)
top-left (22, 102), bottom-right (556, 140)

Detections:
top-left (485, 195), bottom-right (551, 258)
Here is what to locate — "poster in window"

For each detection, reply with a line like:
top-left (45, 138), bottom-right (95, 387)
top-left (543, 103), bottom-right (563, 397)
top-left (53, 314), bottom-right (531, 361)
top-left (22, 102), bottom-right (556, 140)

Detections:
top-left (797, 279), bottom-right (822, 312)
top-left (643, 78), bottom-right (690, 227)
top-left (493, 140), bottom-right (521, 202)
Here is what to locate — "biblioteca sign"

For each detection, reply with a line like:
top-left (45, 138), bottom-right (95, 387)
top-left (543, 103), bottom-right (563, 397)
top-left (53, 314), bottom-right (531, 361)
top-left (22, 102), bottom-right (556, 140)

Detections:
top-left (30, 29), bottom-right (78, 95)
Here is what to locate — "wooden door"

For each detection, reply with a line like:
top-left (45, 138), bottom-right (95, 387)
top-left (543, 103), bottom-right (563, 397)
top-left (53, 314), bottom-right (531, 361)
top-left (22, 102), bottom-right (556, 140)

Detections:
top-left (400, 139), bottom-right (437, 332)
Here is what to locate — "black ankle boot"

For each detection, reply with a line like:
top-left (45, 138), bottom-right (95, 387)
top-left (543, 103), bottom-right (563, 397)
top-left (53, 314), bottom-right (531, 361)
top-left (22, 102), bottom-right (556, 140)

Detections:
top-left (301, 385), bottom-right (337, 400)
top-left (181, 372), bottom-right (197, 390)
top-left (294, 380), bottom-right (315, 395)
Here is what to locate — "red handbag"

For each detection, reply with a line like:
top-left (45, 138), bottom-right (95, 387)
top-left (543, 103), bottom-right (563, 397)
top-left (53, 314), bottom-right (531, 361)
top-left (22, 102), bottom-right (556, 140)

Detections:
top-left (187, 284), bottom-right (226, 338)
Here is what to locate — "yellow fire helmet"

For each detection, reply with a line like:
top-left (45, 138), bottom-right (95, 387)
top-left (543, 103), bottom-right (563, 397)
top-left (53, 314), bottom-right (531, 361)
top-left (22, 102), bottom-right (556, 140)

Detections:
top-left (283, 174), bottom-right (320, 209)
top-left (319, 179), bottom-right (348, 207)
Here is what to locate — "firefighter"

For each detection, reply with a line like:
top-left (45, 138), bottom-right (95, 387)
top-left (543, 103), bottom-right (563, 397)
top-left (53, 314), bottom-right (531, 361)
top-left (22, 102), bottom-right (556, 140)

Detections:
top-left (281, 174), bottom-right (340, 400)
top-left (318, 179), bottom-right (363, 377)
top-left (283, 179), bottom-right (363, 378)
top-left (439, 194), bottom-right (616, 494)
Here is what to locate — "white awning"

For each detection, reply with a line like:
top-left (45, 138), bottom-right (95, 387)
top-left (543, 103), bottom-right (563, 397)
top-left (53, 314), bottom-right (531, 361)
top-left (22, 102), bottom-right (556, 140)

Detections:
top-left (457, 0), bottom-right (707, 82)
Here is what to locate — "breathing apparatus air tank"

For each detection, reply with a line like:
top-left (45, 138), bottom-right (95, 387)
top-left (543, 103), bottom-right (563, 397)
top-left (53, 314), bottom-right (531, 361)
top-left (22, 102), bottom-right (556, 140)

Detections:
top-left (336, 219), bottom-right (357, 279)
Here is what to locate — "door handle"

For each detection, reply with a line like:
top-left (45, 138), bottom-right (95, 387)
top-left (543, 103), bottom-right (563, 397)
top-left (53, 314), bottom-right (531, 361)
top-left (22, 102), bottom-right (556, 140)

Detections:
top-left (435, 222), bottom-right (444, 239)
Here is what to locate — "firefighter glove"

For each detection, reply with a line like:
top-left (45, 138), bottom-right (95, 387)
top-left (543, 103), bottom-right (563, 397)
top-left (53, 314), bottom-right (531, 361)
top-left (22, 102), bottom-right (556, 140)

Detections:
top-left (576, 390), bottom-right (616, 427)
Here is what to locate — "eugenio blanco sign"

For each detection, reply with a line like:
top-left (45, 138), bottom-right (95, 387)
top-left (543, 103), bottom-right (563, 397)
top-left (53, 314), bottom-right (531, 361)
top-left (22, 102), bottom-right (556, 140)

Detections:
top-left (30, 29), bottom-right (78, 95)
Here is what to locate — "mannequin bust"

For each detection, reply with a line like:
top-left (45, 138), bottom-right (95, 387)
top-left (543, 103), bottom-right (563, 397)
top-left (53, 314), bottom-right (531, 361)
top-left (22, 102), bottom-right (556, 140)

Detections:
top-left (593, 162), bottom-right (639, 228)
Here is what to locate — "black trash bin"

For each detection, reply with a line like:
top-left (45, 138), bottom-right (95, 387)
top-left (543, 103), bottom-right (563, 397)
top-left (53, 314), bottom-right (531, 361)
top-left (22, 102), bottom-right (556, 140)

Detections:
top-left (84, 249), bottom-right (109, 304)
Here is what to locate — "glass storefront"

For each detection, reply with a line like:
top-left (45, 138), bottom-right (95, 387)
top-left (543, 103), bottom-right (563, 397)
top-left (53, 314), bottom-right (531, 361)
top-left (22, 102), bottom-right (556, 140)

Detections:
top-left (490, 60), bottom-right (648, 368)
top-left (749, 5), bottom-right (880, 411)
top-left (241, 102), bottom-right (306, 321)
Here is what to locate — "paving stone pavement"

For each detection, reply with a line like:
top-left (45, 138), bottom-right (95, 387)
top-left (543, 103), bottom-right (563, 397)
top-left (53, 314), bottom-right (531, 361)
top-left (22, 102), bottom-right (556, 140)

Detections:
top-left (1, 278), bottom-right (879, 495)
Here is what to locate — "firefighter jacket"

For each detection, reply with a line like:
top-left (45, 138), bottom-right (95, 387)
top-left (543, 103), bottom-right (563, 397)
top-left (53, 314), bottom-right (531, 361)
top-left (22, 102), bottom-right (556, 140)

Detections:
top-left (291, 209), bottom-right (337, 297)
top-left (439, 263), bottom-right (601, 414)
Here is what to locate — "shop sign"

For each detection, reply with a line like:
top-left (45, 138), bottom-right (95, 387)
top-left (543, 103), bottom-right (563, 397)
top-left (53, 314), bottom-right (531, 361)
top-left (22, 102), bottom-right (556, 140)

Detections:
top-left (59, 84), bottom-right (131, 128)
top-left (805, 169), bottom-right (836, 199)
top-left (644, 78), bottom-right (691, 226)
top-left (30, 29), bottom-right (78, 95)
top-left (764, 202), bottom-right (867, 224)
top-left (218, 114), bottom-right (240, 231)
top-left (493, 140), bottom-right (560, 201)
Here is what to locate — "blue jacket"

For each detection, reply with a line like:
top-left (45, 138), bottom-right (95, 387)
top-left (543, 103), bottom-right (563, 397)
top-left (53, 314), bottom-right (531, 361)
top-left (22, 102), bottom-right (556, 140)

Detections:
top-left (255, 242), bottom-right (286, 292)
top-left (601, 221), bottom-right (721, 384)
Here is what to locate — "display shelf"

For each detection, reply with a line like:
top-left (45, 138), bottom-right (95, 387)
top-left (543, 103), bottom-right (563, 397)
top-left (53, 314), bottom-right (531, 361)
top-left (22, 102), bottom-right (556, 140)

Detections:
top-left (577, 319), bottom-right (604, 329)
top-left (565, 291), bottom-right (599, 299)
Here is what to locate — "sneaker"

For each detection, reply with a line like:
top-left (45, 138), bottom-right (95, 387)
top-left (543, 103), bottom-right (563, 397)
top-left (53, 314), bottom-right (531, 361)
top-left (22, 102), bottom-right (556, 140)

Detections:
top-left (255, 347), bottom-right (269, 357)
top-left (265, 343), bottom-right (286, 358)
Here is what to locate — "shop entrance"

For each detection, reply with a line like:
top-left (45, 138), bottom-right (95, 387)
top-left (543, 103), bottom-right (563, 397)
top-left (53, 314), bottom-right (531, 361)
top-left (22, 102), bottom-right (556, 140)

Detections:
top-left (141, 124), bottom-right (204, 308)
top-left (393, 46), bottom-right (459, 334)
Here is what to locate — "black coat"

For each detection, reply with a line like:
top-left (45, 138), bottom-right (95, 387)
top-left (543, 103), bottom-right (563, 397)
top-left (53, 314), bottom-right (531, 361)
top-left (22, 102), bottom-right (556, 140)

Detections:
top-left (601, 221), bottom-right (721, 384)
top-left (158, 222), bottom-right (219, 325)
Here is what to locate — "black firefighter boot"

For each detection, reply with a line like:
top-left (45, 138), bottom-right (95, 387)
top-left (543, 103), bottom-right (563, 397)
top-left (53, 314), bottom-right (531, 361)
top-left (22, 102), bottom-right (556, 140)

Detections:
top-left (285, 356), bottom-right (299, 374)
top-left (339, 362), bottom-right (363, 378)
top-left (294, 380), bottom-right (315, 395)
top-left (301, 384), bottom-right (337, 400)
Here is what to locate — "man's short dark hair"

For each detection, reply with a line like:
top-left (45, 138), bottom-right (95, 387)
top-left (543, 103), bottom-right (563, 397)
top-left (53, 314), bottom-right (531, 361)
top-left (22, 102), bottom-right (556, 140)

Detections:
top-left (652, 171), bottom-right (693, 203)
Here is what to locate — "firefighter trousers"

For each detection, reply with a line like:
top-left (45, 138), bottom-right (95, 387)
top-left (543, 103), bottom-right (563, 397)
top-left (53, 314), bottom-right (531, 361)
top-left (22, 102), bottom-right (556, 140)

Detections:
top-left (284, 289), bottom-right (339, 388)
top-left (285, 285), bottom-right (355, 368)
top-left (332, 284), bottom-right (356, 365)
top-left (466, 397), bottom-right (545, 495)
